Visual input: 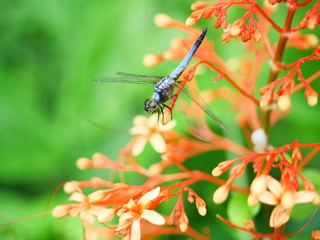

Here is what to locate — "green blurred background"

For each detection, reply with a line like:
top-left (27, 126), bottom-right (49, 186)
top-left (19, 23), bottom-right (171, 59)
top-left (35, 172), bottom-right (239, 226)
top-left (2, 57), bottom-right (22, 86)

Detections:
top-left (1, 0), bottom-right (319, 239)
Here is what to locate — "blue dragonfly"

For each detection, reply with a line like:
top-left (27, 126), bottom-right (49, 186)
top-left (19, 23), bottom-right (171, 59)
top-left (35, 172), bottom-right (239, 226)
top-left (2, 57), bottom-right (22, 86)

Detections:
top-left (92, 27), bottom-right (229, 140)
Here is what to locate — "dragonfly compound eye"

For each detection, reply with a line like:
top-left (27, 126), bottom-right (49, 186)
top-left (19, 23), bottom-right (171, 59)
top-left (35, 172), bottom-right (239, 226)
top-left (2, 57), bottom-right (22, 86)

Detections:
top-left (144, 99), bottom-right (159, 114)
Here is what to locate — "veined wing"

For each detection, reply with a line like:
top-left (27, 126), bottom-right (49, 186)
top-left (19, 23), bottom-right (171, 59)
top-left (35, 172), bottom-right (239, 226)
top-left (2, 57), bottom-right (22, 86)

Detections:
top-left (92, 78), bottom-right (158, 85)
top-left (92, 72), bottom-right (165, 85)
top-left (173, 98), bottom-right (214, 141)
top-left (174, 82), bottom-right (230, 133)
top-left (117, 72), bottom-right (164, 79)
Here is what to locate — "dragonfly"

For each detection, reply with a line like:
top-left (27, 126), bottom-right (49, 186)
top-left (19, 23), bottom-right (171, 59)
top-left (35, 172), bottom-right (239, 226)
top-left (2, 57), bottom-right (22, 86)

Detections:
top-left (92, 27), bottom-right (229, 140)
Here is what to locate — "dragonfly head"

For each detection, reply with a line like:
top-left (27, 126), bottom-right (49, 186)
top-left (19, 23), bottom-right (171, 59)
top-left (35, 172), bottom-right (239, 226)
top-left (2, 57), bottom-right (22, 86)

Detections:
top-left (144, 99), bottom-right (160, 114)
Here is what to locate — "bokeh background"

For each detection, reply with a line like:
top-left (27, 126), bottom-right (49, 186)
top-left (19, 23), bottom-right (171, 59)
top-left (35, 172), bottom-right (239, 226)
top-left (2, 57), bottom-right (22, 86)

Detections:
top-left (1, 0), bottom-right (319, 239)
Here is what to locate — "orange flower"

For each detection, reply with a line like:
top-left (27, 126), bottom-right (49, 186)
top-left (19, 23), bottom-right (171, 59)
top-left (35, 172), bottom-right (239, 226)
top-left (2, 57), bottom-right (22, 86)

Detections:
top-left (129, 115), bottom-right (176, 156)
top-left (115, 187), bottom-right (165, 240)
top-left (312, 230), bottom-right (320, 239)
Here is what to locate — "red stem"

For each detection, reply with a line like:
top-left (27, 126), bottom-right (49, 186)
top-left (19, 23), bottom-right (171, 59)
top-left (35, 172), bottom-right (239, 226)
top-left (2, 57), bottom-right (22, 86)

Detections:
top-left (253, 3), bottom-right (283, 32)
top-left (298, 148), bottom-right (320, 170)
top-left (295, 0), bottom-right (314, 7)
top-left (202, 61), bottom-right (260, 104)
top-left (292, 70), bottom-right (320, 93)
top-left (278, 56), bottom-right (320, 69)
top-left (216, 215), bottom-right (290, 239)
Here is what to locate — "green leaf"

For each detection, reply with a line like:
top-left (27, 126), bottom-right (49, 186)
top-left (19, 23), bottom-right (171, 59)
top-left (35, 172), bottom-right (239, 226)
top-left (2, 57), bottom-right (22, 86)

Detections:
top-left (283, 151), bottom-right (292, 164)
top-left (227, 193), bottom-right (261, 226)
top-left (300, 168), bottom-right (320, 190)
top-left (290, 203), bottom-right (317, 221)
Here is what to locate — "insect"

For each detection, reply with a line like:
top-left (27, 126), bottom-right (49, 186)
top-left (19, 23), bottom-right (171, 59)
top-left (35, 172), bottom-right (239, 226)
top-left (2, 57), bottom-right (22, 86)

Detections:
top-left (92, 27), bottom-right (229, 140)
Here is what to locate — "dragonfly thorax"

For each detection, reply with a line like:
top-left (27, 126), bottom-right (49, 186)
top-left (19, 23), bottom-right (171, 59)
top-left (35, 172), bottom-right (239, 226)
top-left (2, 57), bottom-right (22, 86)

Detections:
top-left (152, 77), bottom-right (175, 104)
top-left (144, 99), bottom-right (160, 114)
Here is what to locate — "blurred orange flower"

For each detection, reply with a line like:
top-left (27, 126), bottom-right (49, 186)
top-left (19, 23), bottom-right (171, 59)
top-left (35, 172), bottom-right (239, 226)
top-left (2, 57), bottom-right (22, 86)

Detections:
top-left (129, 115), bottom-right (176, 156)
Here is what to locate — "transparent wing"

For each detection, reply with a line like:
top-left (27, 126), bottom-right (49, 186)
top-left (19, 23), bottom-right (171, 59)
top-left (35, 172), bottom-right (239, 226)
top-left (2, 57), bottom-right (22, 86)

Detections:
top-left (117, 72), bottom-right (164, 79)
top-left (173, 98), bottom-right (214, 141)
top-left (92, 72), bottom-right (164, 85)
top-left (173, 82), bottom-right (230, 133)
top-left (92, 78), bottom-right (158, 85)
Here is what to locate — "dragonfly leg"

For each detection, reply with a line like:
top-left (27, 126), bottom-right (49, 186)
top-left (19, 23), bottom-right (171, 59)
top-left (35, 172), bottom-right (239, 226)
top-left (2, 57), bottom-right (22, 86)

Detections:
top-left (162, 103), bottom-right (172, 111)
top-left (161, 103), bottom-right (173, 123)
top-left (169, 94), bottom-right (178, 100)
top-left (155, 103), bottom-right (173, 125)
top-left (157, 105), bottom-right (166, 124)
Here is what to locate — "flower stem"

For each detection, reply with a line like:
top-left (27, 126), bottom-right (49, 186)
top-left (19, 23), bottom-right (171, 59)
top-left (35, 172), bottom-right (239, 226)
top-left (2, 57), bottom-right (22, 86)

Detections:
top-left (203, 61), bottom-right (260, 104)
top-left (261, 2), bottom-right (297, 138)
top-left (253, 3), bottom-right (282, 33)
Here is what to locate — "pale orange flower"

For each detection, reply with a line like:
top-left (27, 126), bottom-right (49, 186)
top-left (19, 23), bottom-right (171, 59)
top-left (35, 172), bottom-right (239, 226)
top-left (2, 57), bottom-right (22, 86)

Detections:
top-left (52, 191), bottom-right (106, 224)
top-left (129, 115), bottom-right (176, 156)
top-left (257, 176), bottom-right (319, 227)
top-left (213, 185), bottom-right (230, 204)
top-left (115, 187), bottom-right (165, 240)
top-left (97, 208), bottom-right (117, 223)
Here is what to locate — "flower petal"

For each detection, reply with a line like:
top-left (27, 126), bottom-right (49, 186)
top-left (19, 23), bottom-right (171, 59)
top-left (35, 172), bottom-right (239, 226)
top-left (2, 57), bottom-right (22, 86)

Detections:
top-left (132, 136), bottom-right (147, 156)
top-left (250, 175), bottom-right (267, 196)
top-left (281, 191), bottom-right (295, 209)
top-left (130, 220), bottom-right (141, 240)
top-left (269, 205), bottom-right (291, 228)
top-left (89, 205), bottom-right (108, 216)
top-left (259, 191), bottom-right (279, 205)
top-left (247, 193), bottom-right (259, 207)
top-left (158, 119), bottom-right (176, 131)
top-left (146, 115), bottom-right (158, 128)
top-left (141, 209), bottom-right (165, 225)
top-left (125, 199), bottom-right (136, 209)
top-left (97, 208), bottom-right (116, 223)
top-left (81, 211), bottom-right (95, 224)
top-left (52, 205), bottom-right (70, 218)
top-left (68, 192), bottom-right (85, 202)
top-left (122, 235), bottom-right (130, 240)
top-left (266, 176), bottom-right (283, 198)
top-left (138, 187), bottom-right (160, 207)
top-left (294, 191), bottom-right (317, 204)
top-left (116, 212), bottom-right (134, 232)
top-left (69, 207), bottom-right (80, 217)
top-left (89, 189), bottom-right (107, 202)
top-left (133, 115), bottom-right (147, 126)
top-left (130, 126), bottom-right (149, 135)
top-left (150, 133), bottom-right (166, 153)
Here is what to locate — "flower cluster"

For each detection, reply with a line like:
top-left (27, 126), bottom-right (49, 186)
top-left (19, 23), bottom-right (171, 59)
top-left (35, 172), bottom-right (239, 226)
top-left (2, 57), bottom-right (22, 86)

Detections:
top-left (186, 1), bottom-right (264, 43)
top-left (52, 0), bottom-right (320, 239)
top-left (53, 184), bottom-right (166, 240)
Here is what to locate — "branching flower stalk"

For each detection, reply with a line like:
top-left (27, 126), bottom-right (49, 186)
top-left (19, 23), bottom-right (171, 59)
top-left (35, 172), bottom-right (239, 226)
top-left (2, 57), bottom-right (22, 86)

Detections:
top-left (261, 0), bottom-right (297, 137)
top-left (51, 0), bottom-right (320, 239)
